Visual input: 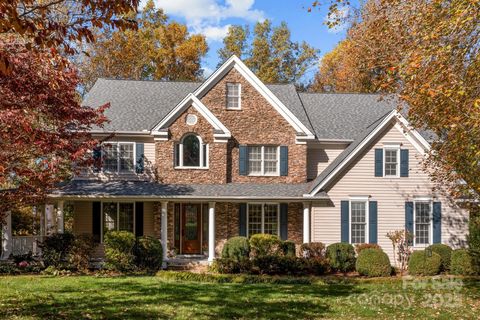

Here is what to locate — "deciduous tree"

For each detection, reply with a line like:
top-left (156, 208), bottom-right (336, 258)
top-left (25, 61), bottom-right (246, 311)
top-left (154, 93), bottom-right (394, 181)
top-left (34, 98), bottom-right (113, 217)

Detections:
top-left (0, 0), bottom-right (139, 74)
top-left (0, 37), bottom-right (108, 216)
top-left (79, 0), bottom-right (208, 90)
top-left (218, 20), bottom-right (319, 84)
top-left (311, 0), bottom-right (480, 200)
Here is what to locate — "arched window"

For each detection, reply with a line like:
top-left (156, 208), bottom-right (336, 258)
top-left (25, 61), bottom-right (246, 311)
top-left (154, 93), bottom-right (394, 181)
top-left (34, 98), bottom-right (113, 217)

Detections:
top-left (174, 134), bottom-right (208, 168)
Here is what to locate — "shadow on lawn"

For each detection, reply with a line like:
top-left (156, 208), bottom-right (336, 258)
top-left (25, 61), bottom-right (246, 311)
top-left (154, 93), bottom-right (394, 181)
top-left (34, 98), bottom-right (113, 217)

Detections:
top-left (1, 276), bottom-right (365, 319)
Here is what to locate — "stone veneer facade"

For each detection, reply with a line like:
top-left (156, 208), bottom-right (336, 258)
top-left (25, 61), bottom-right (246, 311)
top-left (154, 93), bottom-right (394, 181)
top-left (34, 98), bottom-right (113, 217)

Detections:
top-left (153, 202), bottom-right (304, 254)
top-left (155, 67), bottom-right (307, 184)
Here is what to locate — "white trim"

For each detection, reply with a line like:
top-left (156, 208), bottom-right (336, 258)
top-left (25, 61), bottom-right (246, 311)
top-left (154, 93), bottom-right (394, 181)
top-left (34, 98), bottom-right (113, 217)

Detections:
top-left (175, 134), bottom-right (209, 169)
top-left (101, 141), bottom-right (136, 174)
top-left (193, 56), bottom-right (315, 140)
top-left (247, 145), bottom-right (280, 176)
top-left (246, 203), bottom-right (280, 237)
top-left (383, 146), bottom-right (400, 178)
top-left (151, 93), bottom-right (231, 142)
top-left (226, 82), bottom-right (242, 110)
top-left (349, 199), bottom-right (369, 245)
top-left (412, 199), bottom-right (433, 247)
top-left (308, 110), bottom-right (431, 196)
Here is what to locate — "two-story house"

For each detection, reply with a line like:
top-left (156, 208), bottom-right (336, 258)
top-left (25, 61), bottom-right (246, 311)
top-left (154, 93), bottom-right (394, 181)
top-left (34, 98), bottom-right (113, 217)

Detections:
top-left (38, 56), bottom-right (468, 263)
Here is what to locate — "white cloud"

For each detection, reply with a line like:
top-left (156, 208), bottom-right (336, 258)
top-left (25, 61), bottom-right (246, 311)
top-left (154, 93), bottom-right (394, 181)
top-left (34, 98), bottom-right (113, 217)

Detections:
top-left (142, 0), bottom-right (265, 42)
top-left (324, 6), bottom-right (349, 33)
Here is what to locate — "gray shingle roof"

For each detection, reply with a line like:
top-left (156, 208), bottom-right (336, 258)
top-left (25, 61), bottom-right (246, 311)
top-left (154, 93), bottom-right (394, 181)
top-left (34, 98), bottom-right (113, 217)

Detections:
top-left (299, 93), bottom-right (397, 140)
top-left (307, 111), bottom-right (392, 193)
top-left (83, 79), bottom-right (316, 134)
top-left (51, 180), bottom-right (328, 199)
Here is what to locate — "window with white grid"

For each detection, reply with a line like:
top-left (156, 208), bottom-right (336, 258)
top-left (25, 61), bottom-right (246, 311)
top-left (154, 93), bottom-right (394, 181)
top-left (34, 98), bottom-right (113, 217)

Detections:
top-left (351, 201), bottom-right (367, 244)
top-left (103, 144), bottom-right (118, 172)
top-left (119, 143), bottom-right (134, 172)
top-left (415, 202), bottom-right (431, 245)
top-left (263, 204), bottom-right (279, 235)
top-left (384, 148), bottom-right (399, 177)
top-left (247, 146), bottom-right (279, 176)
top-left (248, 204), bottom-right (262, 236)
top-left (102, 202), bottom-right (135, 240)
top-left (247, 203), bottom-right (279, 236)
top-left (226, 83), bottom-right (241, 109)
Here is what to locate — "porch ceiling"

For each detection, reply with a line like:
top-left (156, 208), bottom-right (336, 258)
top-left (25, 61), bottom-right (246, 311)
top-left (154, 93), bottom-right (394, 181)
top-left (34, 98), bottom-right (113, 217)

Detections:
top-left (48, 180), bottom-right (329, 201)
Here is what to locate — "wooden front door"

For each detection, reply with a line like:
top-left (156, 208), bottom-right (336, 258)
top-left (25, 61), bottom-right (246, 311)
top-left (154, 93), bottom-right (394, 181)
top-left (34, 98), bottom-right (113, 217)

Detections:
top-left (181, 204), bottom-right (202, 254)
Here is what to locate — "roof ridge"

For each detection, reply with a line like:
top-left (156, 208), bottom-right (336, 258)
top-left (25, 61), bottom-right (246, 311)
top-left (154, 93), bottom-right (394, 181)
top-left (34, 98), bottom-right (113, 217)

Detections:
top-left (98, 77), bottom-right (203, 84)
top-left (300, 91), bottom-right (386, 96)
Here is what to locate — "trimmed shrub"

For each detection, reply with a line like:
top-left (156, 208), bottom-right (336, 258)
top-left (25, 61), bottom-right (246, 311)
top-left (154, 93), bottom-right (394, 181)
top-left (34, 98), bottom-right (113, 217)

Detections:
top-left (40, 232), bottom-right (75, 268)
top-left (356, 248), bottom-right (391, 277)
top-left (134, 236), bottom-right (163, 271)
top-left (221, 236), bottom-right (250, 261)
top-left (300, 242), bottom-right (326, 259)
top-left (451, 249), bottom-right (478, 276)
top-left (249, 234), bottom-right (282, 257)
top-left (68, 234), bottom-right (95, 271)
top-left (252, 255), bottom-right (305, 275)
top-left (104, 231), bottom-right (136, 272)
top-left (408, 250), bottom-right (442, 276)
top-left (303, 258), bottom-right (329, 275)
top-left (214, 258), bottom-right (252, 274)
top-left (427, 244), bottom-right (453, 271)
top-left (355, 243), bottom-right (381, 255)
top-left (326, 243), bottom-right (356, 272)
top-left (280, 240), bottom-right (296, 257)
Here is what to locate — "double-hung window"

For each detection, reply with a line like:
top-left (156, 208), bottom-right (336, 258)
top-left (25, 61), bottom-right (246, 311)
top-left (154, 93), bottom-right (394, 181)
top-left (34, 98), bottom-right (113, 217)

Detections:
top-left (247, 146), bottom-right (279, 176)
top-left (226, 83), bottom-right (241, 109)
top-left (247, 203), bottom-right (279, 236)
top-left (102, 142), bottom-right (135, 173)
top-left (384, 146), bottom-right (400, 177)
top-left (414, 201), bottom-right (432, 246)
top-left (102, 202), bottom-right (135, 240)
top-left (350, 200), bottom-right (368, 244)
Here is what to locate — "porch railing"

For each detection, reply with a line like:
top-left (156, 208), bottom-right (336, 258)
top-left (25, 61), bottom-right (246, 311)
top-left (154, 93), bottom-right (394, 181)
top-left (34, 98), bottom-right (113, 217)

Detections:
top-left (12, 236), bottom-right (45, 256)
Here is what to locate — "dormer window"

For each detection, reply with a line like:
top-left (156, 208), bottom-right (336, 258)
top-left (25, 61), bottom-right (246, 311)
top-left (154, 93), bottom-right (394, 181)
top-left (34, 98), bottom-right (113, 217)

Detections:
top-left (226, 83), bottom-right (241, 110)
top-left (174, 134), bottom-right (208, 169)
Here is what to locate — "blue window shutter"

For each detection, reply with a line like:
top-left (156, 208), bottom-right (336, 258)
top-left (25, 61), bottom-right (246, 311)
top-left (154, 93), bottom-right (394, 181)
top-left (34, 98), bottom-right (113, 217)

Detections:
top-left (92, 202), bottom-right (101, 243)
top-left (405, 202), bottom-right (414, 235)
top-left (93, 146), bottom-right (102, 173)
top-left (433, 202), bottom-right (442, 243)
top-left (239, 203), bottom-right (247, 236)
top-left (400, 149), bottom-right (409, 177)
top-left (341, 200), bottom-right (349, 243)
top-left (374, 149), bottom-right (383, 177)
top-left (135, 143), bottom-right (144, 173)
top-left (135, 202), bottom-right (144, 237)
top-left (369, 201), bottom-right (378, 244)
top-left (280, 146), bottom-right (288, 176)
top-left (239, 145), bottom-right (247, 176)
top-left (280, 203), bottom-right (288, 240)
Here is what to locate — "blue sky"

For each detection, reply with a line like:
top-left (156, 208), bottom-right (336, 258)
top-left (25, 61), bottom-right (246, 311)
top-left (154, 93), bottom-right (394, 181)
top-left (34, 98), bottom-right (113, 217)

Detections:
top-left (143, 0), bottom-right (347, 81)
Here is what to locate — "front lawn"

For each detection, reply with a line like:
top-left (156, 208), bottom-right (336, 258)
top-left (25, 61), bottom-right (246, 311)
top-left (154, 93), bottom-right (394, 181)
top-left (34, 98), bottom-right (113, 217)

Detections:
top-left (0, 273), bottom-right (479, 319)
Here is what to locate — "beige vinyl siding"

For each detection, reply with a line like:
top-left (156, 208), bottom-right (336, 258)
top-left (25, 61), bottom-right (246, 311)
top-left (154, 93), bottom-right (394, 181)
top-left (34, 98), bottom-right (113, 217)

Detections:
top-left (77, 136), bottom-right (156, 180)
top-left (311, 122), bottom-right (469, 263)
top-left (307, 143), bottom-right (347, 180)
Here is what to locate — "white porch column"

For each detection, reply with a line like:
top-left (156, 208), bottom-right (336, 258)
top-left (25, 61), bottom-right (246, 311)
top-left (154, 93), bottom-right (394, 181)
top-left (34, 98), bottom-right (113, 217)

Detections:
top-left (56, 201), bottom-right (64, 234)
top-left (303, 202), bottom-right (310, 244)
top-left (208, 202), bottom-right (216, 262)
top-left (45, 204), bottom-right (55, 235)
top-left (1, 211), bottom-right (12, 260)
top-left (161, 201), bottom-right (168, 263)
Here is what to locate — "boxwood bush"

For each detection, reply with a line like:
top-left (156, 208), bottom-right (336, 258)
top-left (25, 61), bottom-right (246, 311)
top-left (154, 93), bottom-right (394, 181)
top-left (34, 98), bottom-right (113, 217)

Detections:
top-left (355, 243), bottom-right (381, 255)
top-left (251, 255), bottom-right (305, 275)
top-left (326, 243), bottom-right (356, 272)
top-left (249, 234), bottom-right (282, 257)
top-left (279, 240), bottom-right (296, 257)
top-left (408, 250), bottom-right (442, 276)
top-left (104, 231), bottom-right (136, 272)
top-left (450, 249), bottom-right (478, 276)
top-left (356, 248), bottom-right (392, 277)
top-left (134, 236), bottom-right (163, 271)
top-left (427, 244), bottom-right (453, 271)
top-left (213, 257), bottom-right (252, 274)
top-left (40, 232), bottom-right (76, 268)
top-left (221, 236), bottom-right (250, 261)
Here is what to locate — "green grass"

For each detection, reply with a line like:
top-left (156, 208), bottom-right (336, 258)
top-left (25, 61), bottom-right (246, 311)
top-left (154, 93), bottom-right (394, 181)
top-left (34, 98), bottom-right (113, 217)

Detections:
top-left (0, 273), bottom-right (479, 319)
